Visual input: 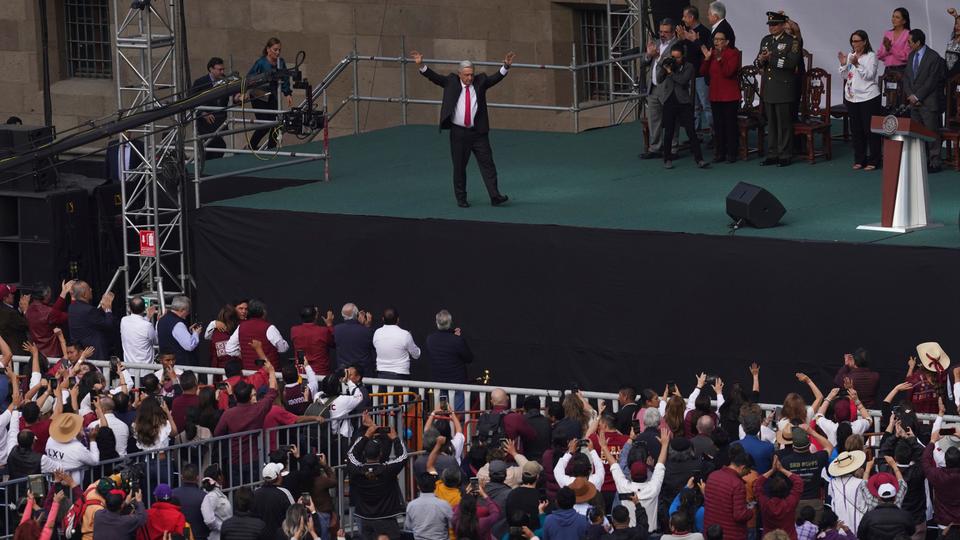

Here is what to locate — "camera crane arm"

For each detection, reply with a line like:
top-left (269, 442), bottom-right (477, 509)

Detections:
top-left (0, 68), bottom-right (289, 174)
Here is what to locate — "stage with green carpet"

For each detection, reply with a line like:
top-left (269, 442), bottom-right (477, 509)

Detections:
top-left (204, 122), bottom-right (960, 249)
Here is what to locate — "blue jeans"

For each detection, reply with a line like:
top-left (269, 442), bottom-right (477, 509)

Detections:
top-left (315, 511), bottom-right (331, 540)
top-left (694, 77), bottom-right (712, 133)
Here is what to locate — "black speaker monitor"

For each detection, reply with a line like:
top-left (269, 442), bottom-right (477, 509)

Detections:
top-left (726, 182), bottom-right (786, 229)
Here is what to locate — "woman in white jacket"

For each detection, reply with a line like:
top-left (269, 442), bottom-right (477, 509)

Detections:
top-left (201, 464), bottom-right (233, 540)
top-left (839, 30), bottom-right (882, 170)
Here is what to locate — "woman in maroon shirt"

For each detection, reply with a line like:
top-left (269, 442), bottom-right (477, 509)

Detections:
top-left (700, 31), bottom-right (741, 163)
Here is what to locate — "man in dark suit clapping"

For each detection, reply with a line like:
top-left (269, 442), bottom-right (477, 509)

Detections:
top-left (904, 29), bottom-right (947, 173)
top-left (412, 50), bottom-right (514, 208)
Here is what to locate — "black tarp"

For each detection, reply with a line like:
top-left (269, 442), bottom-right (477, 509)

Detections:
top-left (193, 205), bottom-right (960, 398)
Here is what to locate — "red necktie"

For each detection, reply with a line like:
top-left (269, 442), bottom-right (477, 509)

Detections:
top-left (464, 85), bottom-right (472, 128)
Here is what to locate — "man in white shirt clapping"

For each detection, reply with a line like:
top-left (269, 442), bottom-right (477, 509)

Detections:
top-left (372, 308), bottom-right (420, 380)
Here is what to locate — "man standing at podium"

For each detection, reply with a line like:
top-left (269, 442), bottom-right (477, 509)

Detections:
top-left (904, 29), bottom-right (946, 173)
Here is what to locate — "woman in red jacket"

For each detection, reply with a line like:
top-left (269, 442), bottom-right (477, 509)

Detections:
top-left (699, 32), bottom-right (741, 163)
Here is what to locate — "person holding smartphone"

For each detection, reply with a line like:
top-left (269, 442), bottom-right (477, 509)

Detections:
top-left (156, 295), bottom-right (202, 366)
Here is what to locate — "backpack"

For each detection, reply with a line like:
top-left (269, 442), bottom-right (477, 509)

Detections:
top-left (63, 487), bottom-right (103, 540)
top-left (304, 396), bottom-right (338, 419)
top-left (475, 410), bottom-right (507, 448)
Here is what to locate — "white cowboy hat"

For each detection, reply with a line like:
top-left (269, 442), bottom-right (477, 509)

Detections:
top-left (828, 450), bottom-right (866, 477)
top-left (917, 342), bottom-right (951, 372)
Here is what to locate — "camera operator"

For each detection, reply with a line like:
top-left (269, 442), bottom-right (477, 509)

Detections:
top-left (658, 43), bottom-right (708, 170)
top-left (345, 412), bottom-right (408, 540)
top-left (92, 487), bottom-right (146, 540)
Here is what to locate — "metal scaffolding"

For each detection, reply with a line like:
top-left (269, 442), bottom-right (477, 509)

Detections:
top-left (606, 0), bottom-right (645, 124)
top-left (113, 0), bottom-right (187, 310)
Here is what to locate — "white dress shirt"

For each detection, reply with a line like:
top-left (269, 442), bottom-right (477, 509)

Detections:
top-left (171, 321), bottom-right (200, 351)
top-left (224, 324), bottom-right (289, 357)
top-left (839, 52), bottom-right (880, 103)
top-left (372, 324), bottom-right (421, 375)
top-left (652, 40), bottom-right (671, 86)
top-left (120, 313), bottom-right (157, 364)
top-left (419, 65), bottom-right (508, 128)
top-left (87, 412), bottom-right (131, 456)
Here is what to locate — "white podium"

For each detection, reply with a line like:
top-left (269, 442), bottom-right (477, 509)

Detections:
top-left (857, 115), bottom-right (943, 233)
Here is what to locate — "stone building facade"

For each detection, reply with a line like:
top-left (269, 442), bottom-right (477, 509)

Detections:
top-left (0, 0), bottom-right (708, 147)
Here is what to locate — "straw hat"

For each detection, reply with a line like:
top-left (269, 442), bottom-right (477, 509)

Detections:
top-left (776, 426), bottom-right (794, 447)
top-left (50, 413), bottom-right (83, 443)
top-left (917, 342), bottom-right (950, 372)
top-left (828, 450), bottom-right (866, 477)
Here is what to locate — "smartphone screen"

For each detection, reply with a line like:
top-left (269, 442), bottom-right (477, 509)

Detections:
top-left (439, 395), bottom-right (449, 411)
top-left (296, 351), bottom-right (307, 365)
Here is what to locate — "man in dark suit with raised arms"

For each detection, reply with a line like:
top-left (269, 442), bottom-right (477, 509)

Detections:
top-left (412, 50), bottom-right (515, 208)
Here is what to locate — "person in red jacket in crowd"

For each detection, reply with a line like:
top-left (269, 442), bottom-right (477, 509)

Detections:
top-left (290, 306), bottom-right (336, 376)
top-left (138, 483), bottom-right (191, 540)
top-left (703, 443), bottom-right (754, 540)
top-left (25, 281), bottom-right (73, 358)
top-left (754, 456), bottom-right (803, 540)
top-left (216, 341), bottom-right (273, 410)
top-left (699, 30), bottom-right (741, 163)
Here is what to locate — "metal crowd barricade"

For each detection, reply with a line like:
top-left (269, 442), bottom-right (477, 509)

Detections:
top-left (0, 477), bottom-right (31, 539)
top-left (8, 355), bottom-right (960, 439)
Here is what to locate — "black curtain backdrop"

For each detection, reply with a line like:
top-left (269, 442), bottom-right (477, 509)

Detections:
top-left (193, 206), bottom-right (960, 400)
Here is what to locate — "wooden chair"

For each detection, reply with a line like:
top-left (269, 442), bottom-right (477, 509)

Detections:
top-left (829, 49), bottom-right (850, 142)
top-left (939, 73), bottom-right (960, 170)
top-left (793, 67), bottom-right (832, 163)
top-left (880, 70), bottom-right (905, 114)
top-left (737, 65), bottom-right (766, 160)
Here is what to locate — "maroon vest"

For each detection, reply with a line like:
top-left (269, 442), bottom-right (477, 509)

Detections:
top-left (25, 302), bottom-right (59, 357)
top-left (238, 318), bottom-right (279, 370)
top-left (209, 328), bottom-right (233, 369)
top-left (283, 384), bottom-right (310, 415)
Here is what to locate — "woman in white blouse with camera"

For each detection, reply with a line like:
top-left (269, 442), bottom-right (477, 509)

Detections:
top-left (839, 30), bottom-right (882, 171)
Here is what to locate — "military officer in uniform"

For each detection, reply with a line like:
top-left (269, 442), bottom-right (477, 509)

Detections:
top-left (755, 11), bottom-right (802, 167)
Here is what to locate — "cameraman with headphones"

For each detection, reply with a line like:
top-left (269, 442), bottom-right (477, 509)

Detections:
top-left (346, 412), bottom-right (408, 540)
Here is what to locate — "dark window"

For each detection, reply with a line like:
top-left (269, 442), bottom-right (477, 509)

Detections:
top-left (578, 9), bottom-right (636, 102)
top-left (64, 0), bottom-right (112, 79)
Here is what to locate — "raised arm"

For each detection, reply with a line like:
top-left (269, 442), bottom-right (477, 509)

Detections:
top-left (411, 50), bottom-right (447, 86)
top-left (425, 435), bottom-right (447, 474)
top-left (796, 372), bottom-right (823, 410)
top-left (0, 336), bottom-right (12, 369)
top-left (750, 362), bottom-right (760, 394)
top-left (817, 387), bottom-right (841, 417)
top-left (53, 327), bottom-right (67, 358)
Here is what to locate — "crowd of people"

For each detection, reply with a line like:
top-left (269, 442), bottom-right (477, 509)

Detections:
top-left (3, 279), bottom-right (960, 540)
top-left (629, 3), bottom-right (960, 174)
